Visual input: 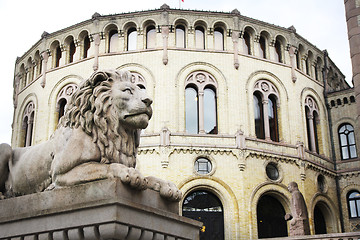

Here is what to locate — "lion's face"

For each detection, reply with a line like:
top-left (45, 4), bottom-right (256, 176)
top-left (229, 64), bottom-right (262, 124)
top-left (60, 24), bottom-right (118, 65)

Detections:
top-left (111, 80), bottom-right (153, 129)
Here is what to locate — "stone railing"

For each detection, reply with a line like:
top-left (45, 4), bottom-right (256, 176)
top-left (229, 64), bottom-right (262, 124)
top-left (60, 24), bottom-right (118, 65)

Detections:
top-left (262, 232), bottom-right (360, 240)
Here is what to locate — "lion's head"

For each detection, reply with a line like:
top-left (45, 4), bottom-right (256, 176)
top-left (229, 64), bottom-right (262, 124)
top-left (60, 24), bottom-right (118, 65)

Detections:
top-left (60, 70), bottom-right (153, 167)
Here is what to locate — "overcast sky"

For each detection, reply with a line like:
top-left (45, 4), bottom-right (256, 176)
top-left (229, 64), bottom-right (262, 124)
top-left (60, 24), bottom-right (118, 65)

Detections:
top-left (0, 0), bottom-right (352, 144)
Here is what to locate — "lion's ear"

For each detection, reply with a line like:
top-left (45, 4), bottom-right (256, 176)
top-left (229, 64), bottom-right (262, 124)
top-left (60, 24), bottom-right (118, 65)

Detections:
top-left (90, 71), bottom-right (110, 87)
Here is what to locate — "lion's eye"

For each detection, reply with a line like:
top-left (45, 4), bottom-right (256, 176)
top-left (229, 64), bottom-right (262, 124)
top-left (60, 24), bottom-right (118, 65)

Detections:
top-left (123, 88), bottom-right (133, 94)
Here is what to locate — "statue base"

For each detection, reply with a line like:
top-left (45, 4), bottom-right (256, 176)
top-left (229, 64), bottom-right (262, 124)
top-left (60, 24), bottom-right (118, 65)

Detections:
top-left (289, 218), bottom-right (311, 236)
top-left (0, 178), bottom-right (201, 239)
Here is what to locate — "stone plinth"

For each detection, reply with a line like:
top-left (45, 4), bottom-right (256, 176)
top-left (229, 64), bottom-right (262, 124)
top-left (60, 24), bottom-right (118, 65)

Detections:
top-left (0, 178), bottom-right (201, 239)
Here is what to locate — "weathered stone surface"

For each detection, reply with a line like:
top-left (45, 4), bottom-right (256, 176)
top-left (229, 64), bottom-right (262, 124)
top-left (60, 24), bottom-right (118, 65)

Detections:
top-left (0, 178), bottom-right (201, 239)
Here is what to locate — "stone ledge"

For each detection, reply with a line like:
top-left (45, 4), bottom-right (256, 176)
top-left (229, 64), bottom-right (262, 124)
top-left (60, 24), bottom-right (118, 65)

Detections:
top-left (0, 178), bottom-right (202, 240)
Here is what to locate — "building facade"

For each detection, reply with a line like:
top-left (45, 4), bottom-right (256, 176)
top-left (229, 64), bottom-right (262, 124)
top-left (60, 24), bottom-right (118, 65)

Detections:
top-left (11, 4), bottom-right (360, 239)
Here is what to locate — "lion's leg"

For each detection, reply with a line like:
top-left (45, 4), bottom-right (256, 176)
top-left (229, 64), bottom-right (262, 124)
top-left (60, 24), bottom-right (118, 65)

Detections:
top-left (0, 143), bottom-right (11, 196)
top-left (145, 176), bottom-right (182, 201)
top-left (53, 162), bottom-right (147, 190)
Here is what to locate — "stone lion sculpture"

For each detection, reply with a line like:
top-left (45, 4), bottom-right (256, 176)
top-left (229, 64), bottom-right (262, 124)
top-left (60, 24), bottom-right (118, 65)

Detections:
top-left (0, 70), bottom-right (181, 201)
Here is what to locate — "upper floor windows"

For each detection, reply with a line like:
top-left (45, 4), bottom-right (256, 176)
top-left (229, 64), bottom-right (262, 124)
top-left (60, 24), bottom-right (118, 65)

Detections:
top-left (274, 36), bottom-right (285, 63)
top-left (195, 26), bottom-right (205, 49)
top-left (56, 84), bottom-right (78, 122)
top-left (214, 27), bottom-right (224, 50)
top-left (21, 102), bottom-right (35, 147)
top-left (338, 123), bottom-right (357, 160)
top-left (305, 96), bottom-right (320, 153)
top-left (108, 29), bottom-right (119, 53)
top-left (348, 191), bottom-right (360, 218)
top-left (185, 71), bottom-right (218, 134)
top-left (176, 25), bottom-right (186, 48)
top-left (146, 25), bottom-right (156, 49)
top-left (127, 27), bottom-right (137, 51)
top-left (243, 31), bottom-right (251, 55)
top-left (259, 35), bottom-right (267, 59)
top-left (50, 41), bottom-right (62, 68)
top-left (253, 80), bottom-right (279, 142)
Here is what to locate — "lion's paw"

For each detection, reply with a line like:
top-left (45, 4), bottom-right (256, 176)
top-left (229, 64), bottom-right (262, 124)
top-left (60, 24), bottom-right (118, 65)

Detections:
top-left (145, 176), bottom-right (182, 201)
top-left (109, 164), bottom-right (147, 190)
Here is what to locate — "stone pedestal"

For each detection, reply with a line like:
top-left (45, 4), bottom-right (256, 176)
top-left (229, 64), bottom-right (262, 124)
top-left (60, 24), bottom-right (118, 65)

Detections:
top-left (0, 179), bottom-right (202, 240)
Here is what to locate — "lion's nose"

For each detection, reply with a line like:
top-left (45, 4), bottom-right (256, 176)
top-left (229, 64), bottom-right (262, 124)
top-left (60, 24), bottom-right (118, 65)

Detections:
top-left (142, 96), bottom-right (153, 106)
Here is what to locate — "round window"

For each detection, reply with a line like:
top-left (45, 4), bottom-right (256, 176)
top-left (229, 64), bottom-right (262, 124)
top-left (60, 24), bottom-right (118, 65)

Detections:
top-left (317, 174), bottom-right (326, 193)
top-left (266, 163), bottom-right (279, 181)
top-left (195, 158), bottom-right (212, 175)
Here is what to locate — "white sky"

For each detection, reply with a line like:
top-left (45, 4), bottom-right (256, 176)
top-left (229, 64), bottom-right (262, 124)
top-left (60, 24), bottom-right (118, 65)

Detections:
top-left (0, 0), bottom-right (352, 144)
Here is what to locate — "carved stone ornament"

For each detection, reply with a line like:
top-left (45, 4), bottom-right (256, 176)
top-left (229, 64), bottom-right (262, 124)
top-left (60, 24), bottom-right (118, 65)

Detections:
top-left (0, 70), bottom-right (181, 202)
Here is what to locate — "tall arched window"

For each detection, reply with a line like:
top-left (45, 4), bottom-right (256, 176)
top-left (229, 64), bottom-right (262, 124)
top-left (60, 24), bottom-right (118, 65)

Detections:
top-left (176, 25), bottom-right (186, 48)
top-left (253, 80), bottom-right (280, 141)
top-left (274, 39), bottom-right (283, 63)
top-left (51, 41), bottom-right (62, 68)
top-left (146, 25), bottom-right (156, 49)
top-left (56, 84), bottom-right (78, 123)
top-left (195, 26), bottom-right (205, 49)
top-left (83, 34), bottom-right (90, 58)
top-left (305, 96), bottom-right (320, 153)
top-left (185, 71), bottom-right (218, 134)
top-left (259, 35), bottom-right (266, 58)
top-left (127, 27), bottom-right (137, 51)
top-left (108, 29), bottom-right (119, 53)
top-left (182, 190), bottom-right (224, 240)
top-left (214, 27), bottom-right (224, 50)
top-left (243, 31), bottom-right (251, 55)
top-left (338, 123), bottom-right (357, 160)
top-left (21, 102), bottom-right (35, 147)
top-left (348, 191), bottom-right (360, 218)
top-left (69, 40), bottom-right (76, 63)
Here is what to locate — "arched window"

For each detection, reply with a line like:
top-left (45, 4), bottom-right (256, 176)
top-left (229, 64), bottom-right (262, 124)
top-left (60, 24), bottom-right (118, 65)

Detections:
top-left (243, 31), bottom-right (251, 55)
top-left (253, 80), bottom-right (280, 141)
top-left (195, 26), bottom-right (205, 49)
top-left (259, 35), bottom-right (266, 58)
top-left (69, 40), bottom-right (76, 63)
top-left (305, 96), bottom-right (320, 153)
top-left (83, 35), bottom-right (90, 58)
top-left (182, 190), bottom-right (224, 240)
top-left (185, 71), bottom-right (218, 134)
top-left (52, 42), bottom-right (62, 68)
top-left (274, 39), bottom-right (283, 63)
top-left (56, 84), bottom-right (78, 123)
top-left (21, 102), bottom-right (35, 147)
top-left (214, 27), bottom-right (224, 50)
top-left (257, 195), bottom-right (288, 238)
top-left (348, 191), bottom-right (360, 218)
top-left (127, 27), bottom-right (137, 51)
top-left (176, 25), bottom-right (186, 48)
top-left (338, 123), bottom-right (357, 160)
top-left (108, 29), bottom-right (119, 53)
top-left (146, 25), bottom-right (156, 49)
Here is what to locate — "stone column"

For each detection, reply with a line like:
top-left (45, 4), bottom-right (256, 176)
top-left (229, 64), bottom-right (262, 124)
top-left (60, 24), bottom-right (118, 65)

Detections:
top-left (40, 51), bottom-right (49, 88)
top-left (345, 0), bottom-right (360, 130)
top-left (162, 25), bottom-right (169, 65)
top-left (13, 74), bottom-right (20, 108)
top-left (92, 33), bottom-right (101, 71)
top-left (307, 114), bottom-right (317, 152)
top-left (198, 90), bottom-right (205, 134)
top-left (25, 118), bottom-right (33, 147)
top-left (232, 31), bottom-right (240, 69)
top-left (289, 46), bottom-right (297, 82)
top-left (262, 99), bottom-right (270, 140)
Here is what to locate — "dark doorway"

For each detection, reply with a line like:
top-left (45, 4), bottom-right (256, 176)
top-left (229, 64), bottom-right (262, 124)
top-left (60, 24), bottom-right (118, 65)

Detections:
top-left (182, 190), bottom-right (224, 240)
top-left (257, 195), bottom-right (288, 238)
top-left (314, 205), bottom-right (327, 234)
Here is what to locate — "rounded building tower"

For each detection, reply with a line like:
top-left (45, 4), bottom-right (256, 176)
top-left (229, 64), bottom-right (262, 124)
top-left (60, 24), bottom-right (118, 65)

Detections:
top-left (11, 4), bottom-right (360, 239)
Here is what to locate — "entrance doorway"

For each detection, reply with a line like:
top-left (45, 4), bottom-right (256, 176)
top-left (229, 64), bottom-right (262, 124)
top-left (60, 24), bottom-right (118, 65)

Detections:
top-left (257, 195), bottom-right (288, 238)
top-left (182, 190), bottom-right (224, 240)
top-left (314, 204), bottom-right (327, 234)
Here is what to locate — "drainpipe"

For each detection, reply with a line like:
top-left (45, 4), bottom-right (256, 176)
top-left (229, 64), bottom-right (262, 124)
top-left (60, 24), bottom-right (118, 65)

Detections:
top-left (323, 50), bottom-right (344, 232)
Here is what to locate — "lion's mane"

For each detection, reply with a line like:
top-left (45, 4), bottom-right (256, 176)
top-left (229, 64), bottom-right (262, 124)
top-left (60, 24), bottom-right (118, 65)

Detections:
top-left (59, 70), bottom-right (138, 167)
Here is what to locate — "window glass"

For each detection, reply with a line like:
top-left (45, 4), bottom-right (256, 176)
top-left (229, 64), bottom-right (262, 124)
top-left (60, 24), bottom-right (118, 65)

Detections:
top-left (127, 28), bottom-right (137, 51)
top-left (339, 123), bottom-right (357, 159)
top-left (266, 163), bottom-right (279, 180)
top-left (109, 30), bottom-right (119, 53)
top-left (195, 27), bottom-right (205, 49)
top-left (254, 93), bottom-right (264, 139)
top-left (194, 158), bottom-right (212, 175)
top-left (268, 96), bottom-right (279, 142)
top-left (185, 87), bottom-right (198, 134)
top-left (204, 88), bottom-right (217, 134)
top-left (146, 26), bottom-right (156, 49)
top-left (214, 28), bottom-right (224, 50)
top-left (176, 25), bottom-right (186, 48)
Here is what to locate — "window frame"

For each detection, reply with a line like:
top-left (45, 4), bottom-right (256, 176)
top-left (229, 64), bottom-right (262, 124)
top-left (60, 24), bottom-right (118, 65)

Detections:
top-left (347, 190), bottom-right (360, 219)
top-left (338, 123), bottom-right (357, 160)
